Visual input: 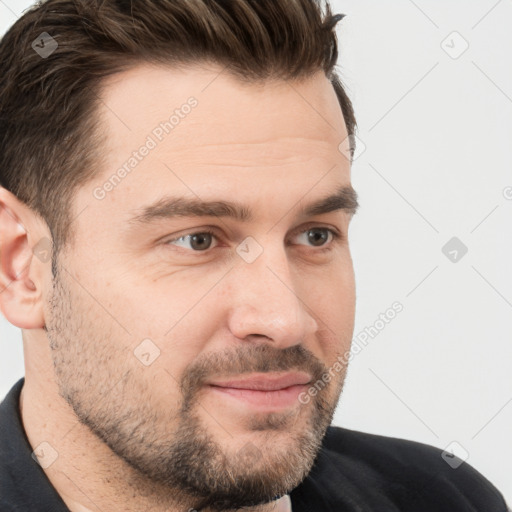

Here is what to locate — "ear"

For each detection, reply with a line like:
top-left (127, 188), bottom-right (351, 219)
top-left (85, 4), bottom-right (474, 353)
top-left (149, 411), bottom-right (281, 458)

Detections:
top-left (0, 186), bottom-right (51, 329)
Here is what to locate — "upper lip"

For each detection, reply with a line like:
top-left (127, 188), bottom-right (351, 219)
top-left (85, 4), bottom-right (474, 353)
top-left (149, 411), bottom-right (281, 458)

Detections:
top-left (208, 372), bottom-right (312, 391)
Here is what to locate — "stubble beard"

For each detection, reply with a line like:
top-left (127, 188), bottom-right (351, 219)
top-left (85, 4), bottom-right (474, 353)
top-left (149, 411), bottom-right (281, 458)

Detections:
top-left (45, 262), bottom-right (347, 511)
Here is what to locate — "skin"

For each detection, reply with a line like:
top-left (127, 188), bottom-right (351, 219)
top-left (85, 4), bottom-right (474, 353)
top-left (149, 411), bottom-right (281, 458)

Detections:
top-left (0, 62), bottom-right (356, 512)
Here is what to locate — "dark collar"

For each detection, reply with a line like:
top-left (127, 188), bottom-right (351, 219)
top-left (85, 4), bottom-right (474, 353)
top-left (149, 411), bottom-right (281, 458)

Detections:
top-left (0, 377), bottom-right (70, 511)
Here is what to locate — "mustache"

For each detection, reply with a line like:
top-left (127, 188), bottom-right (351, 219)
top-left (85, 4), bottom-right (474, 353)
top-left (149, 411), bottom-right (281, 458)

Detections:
top-left (179, 343), bottom-right (328, 404)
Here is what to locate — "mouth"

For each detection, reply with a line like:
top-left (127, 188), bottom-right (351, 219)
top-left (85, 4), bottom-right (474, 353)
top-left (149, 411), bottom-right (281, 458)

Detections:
top-left (206, 372), bottom-right (312, 411)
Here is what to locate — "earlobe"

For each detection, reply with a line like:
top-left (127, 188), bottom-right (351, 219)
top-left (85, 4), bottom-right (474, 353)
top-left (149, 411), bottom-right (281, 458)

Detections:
top-left (0, 189), bottom-right (47, 330)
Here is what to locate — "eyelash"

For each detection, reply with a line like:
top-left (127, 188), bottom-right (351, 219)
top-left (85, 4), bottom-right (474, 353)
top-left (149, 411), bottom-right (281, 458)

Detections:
top-left (163, 226), bottom-right (343, 254)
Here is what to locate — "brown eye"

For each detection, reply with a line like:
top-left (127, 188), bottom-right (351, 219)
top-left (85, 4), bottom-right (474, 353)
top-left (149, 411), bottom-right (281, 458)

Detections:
top-left (295, 227), bottom-right (335, 247)
top-left (306, 228), bottom-right (330, 246)
top-left (166, 231), bottom-right (217, 251)
top-left (189, 233), bottom-right (213, 251)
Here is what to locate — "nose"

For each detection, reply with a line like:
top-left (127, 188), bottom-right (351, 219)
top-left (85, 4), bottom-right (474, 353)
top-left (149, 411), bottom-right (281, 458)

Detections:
top-left (226, 248), bottom-right (319, 348)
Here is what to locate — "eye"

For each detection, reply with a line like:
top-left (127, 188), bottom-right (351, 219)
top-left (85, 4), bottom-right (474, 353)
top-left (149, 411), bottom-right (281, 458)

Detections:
top-left (166, 230), bottom-right (218, 251)
top-left (163, 226), bottom-right (342, 254)
top-left (293, 227), bottom-right (339, 248)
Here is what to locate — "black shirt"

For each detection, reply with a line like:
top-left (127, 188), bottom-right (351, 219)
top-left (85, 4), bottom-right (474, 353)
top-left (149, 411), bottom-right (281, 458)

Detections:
top-left (1, 377), bottom-right (508, 511)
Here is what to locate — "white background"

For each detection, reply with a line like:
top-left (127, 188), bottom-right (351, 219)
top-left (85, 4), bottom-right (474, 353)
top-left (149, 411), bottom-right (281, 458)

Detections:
top-left (1, 0), bottom-right (511, 506)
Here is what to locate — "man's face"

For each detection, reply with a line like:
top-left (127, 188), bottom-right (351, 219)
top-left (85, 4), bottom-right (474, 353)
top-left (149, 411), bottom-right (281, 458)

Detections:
top-left (45, 63), bottom-right (356, 511)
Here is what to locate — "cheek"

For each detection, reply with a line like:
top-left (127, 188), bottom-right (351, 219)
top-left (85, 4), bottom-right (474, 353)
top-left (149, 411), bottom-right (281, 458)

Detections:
top-left (300, 260), bottom-right (355, 317)
top-left (95, 265), bottom-right (223, 340)
top-left (300, 263), bottom-right (355, 355)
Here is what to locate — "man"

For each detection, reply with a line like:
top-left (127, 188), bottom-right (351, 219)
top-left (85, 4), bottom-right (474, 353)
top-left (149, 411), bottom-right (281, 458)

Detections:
top-left (0, 0), bottom-right (507, 511)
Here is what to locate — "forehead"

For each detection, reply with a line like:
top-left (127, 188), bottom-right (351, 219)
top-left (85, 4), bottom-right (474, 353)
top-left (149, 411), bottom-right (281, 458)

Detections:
top-left (96, 62), bottom-right (347, 156)
top-left (73, 63), bottom-right (351, 232)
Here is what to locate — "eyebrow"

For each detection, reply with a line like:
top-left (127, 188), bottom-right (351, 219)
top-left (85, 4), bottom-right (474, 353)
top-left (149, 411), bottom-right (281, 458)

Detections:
top-left (127, 185), bottom-right (359, 226)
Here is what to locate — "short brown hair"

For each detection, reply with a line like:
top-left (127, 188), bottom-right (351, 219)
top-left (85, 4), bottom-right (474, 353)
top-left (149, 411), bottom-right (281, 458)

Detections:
top-left (0, 0), bottom-right (356, 260)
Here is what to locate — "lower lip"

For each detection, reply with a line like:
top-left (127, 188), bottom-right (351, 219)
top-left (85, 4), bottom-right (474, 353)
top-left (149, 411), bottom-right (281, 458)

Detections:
top-left (207, 384), bottom-right (309, 410)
